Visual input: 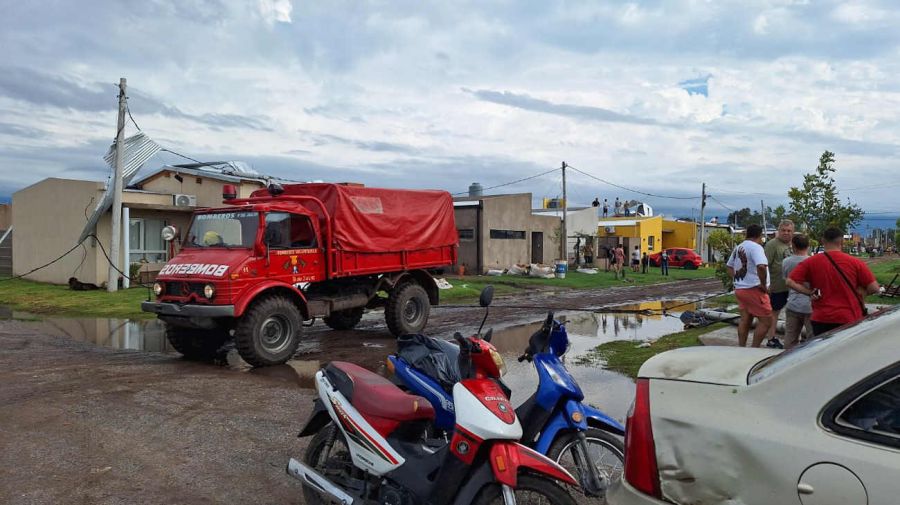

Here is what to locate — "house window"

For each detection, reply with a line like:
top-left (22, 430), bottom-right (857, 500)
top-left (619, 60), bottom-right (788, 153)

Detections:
top-left (490, 229), bottom-right (526, 240)
top-left (458, 229), bottom-right (475, 241)
top-left (129, 218), bottom-right (168, 263)
top-left (648, 235), bottom-right (655, 251)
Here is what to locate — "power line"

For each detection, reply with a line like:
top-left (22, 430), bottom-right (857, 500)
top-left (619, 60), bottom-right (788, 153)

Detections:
top-left (708, 195), bottom-right (735, 213)
top-left (451, 167), bottom-right (559, 196)
top-left (160, 148), bottom-right (203, 164)
top-left (566, 165), bottom-right (700, 200)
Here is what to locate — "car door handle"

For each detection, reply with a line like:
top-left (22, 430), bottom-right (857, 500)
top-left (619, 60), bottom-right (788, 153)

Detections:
top-left (797, 482), bottom-right (814, 495)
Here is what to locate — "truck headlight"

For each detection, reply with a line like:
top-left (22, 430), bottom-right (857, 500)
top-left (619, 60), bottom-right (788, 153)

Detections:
top-left (161, 225), bottom-right (177, 242)
top-left (153, 282), bottom-right (164, 296)
top-left (203, 284), bottom-right (215, 299)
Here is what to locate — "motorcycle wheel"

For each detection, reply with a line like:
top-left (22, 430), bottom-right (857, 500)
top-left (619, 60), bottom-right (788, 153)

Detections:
top-left (302, 423), bottom-right (354, 505)
top-left (548, 428), bottom-right (624, 501)
top-left (472, 473), bottom-right (577, 505)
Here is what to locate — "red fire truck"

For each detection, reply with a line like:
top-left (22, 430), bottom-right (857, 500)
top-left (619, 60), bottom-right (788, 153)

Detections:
top-left (142, 182), bottom-right (457, 367)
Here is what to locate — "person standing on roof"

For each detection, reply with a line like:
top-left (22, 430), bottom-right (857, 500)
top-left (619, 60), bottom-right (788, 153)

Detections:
top-left (614, 197), bottom-right (621, 216)
top-left (602, 199), bottom-right (609, 218)
top-left (786, 227), bottom-right (880, 336)
top-left (624, 201), bottom-right (631, 217)
top-left (592, 198), bottom-right (600, 208)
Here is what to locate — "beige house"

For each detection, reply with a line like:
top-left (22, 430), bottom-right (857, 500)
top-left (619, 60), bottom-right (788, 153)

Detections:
top-left (12, 164), bottom-right (270, 285)
top-left (453, 193), bottom-right (561, 274)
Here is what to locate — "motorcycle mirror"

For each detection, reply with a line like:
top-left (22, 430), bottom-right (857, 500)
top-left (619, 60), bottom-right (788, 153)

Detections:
top-left (479, 285), bottom-right (494, 307)
top-left (483, 328), bottom-right (493, 342)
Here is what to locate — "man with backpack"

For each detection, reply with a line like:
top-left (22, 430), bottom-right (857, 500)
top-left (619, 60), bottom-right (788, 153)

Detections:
top-left (786, 227), bottom-right (880, 336)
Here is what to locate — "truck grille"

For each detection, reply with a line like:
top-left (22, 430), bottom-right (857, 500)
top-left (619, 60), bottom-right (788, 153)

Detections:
top-left (165, 281), bottom-right (206, 297)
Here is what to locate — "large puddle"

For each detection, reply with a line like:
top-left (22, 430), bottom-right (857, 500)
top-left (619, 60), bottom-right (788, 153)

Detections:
top-left (2, 300), bottom-right (703, 422)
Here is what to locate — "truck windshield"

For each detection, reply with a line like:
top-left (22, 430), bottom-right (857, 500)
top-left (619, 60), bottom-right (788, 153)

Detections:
top-left (184, 211), bottom-right (259, 248)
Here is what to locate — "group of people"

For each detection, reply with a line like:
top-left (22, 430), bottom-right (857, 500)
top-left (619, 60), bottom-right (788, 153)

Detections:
top-left (603, 244), bottom-right (668, 279)
top-left (727, 220), bottom-right (879, 349)
top-left (591, 197), bottom-right (633, 217)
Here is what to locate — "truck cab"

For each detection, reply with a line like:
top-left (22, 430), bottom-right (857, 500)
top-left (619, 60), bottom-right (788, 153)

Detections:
top-left (143, 182), bottom-right (457, 367)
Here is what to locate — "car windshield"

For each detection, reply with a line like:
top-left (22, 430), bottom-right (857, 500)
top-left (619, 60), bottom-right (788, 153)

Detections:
top-left (749, 309), bottom-right (896, 384)
top-left (183, 211), bottom-right (259, 248)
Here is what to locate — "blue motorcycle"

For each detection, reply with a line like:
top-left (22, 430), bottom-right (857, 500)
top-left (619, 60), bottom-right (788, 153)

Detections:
top-left (388, 310), bottom-right (625, 497)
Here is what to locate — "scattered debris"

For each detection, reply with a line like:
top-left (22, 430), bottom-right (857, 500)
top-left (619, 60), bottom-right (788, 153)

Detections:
top-left (434, 278), bottom-right (453, 290)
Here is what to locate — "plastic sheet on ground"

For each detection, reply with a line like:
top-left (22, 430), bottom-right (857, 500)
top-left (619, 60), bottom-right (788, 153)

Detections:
top-left (507, 264), bottom-right (528, 276)
top-left (435, 278), bottom-right (453, 290)
top-left (576, 268), bottom-right (598, 274)
top-left (529, 264), bottom-right (555, 278)
top-left (486, 269), bottom-right (505, 276)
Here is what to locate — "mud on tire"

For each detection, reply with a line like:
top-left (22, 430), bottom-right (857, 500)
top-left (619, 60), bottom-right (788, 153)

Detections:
top-left (323, 307), bottom-right (365, 331)
top-left (385, 282), bottom-right (430, 336)
top-left (165, 326), bottom-right (228, 361)
top-left (234, 294), bottom-right (303, 367)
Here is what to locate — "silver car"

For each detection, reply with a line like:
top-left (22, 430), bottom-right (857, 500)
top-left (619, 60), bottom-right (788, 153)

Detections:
top-left (609, 306), bottom-right (900, 505)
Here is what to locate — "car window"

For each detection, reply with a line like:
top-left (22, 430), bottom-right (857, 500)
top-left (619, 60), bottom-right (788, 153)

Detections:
top-left (837, 376), bottom-right (900, 439)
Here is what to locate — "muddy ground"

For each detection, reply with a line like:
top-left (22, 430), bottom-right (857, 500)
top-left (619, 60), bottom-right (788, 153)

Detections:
top-left (0, 278), bottom-right (720, 504)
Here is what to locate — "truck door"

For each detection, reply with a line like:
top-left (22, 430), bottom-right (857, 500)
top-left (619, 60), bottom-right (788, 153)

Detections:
top-left (264, 212), bottom-right (326, 284)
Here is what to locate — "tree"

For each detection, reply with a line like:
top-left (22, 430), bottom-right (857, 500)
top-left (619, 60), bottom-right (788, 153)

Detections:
top-left (787, 151), bottom-right (863, 241)
top-left (726, 206), bottom-right (774, 228)
top-left (707, 229), bottom-right (737, 290)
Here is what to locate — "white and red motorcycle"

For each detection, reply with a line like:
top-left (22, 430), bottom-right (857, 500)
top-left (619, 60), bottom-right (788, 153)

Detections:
top-left (287, 287), bottom-right (579, 504)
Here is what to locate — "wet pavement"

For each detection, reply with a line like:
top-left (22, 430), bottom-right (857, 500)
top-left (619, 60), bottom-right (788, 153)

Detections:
top-left (0, 277), bottom-right (722, 504)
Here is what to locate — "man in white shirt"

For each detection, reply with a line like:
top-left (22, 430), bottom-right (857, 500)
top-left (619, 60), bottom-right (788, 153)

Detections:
top-left (726, 224), bottom-right (772, 347)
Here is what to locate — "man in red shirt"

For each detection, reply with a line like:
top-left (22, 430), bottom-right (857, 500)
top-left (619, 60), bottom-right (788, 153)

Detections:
top-left (786, 227), bottom-right (880, 336)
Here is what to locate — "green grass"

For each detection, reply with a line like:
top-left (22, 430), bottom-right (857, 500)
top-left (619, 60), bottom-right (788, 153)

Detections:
top-left (441, 267), bottom-right (715, 304)
top-left (0, 265), bottom-right (716, 319)
top-left (0, 279), bottom-right (153, 319)
top-left (574, 323), bottom-right (727, 378)
top-left (868, 258), bottom-right (900, 305)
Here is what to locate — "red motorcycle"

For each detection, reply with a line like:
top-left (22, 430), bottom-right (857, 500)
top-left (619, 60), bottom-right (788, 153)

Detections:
top-left (288, 286), bottom-right (579, 504)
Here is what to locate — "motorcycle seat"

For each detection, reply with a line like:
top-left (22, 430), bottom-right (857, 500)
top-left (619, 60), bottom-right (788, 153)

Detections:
top-left (326, 362), bottom-right (435, 422)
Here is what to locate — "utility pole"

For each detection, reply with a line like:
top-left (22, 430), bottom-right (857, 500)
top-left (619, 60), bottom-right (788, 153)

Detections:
top-left (698, 182), bottom-right (707, 260)
top-left (561, 161), bottom-right (567, 261)
top-left (108, 78), bottom-right (127, 292)
top-left (760, 199), bottom-right (767, 237)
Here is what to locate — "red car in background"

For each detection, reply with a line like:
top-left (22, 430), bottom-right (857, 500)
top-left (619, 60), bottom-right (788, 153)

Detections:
top-left (648, 248), bottom-right (702, 269)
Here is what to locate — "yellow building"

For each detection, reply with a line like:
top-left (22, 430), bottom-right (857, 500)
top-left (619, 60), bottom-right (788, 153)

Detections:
top-left (597, 216), bottom-right (663, 256)
top-left (661, 219), bottom-right (698, 251)
top-left (597, 216), bottom-right (699, 256)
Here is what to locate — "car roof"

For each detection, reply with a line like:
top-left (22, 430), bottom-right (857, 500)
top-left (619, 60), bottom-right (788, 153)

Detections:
top-left (750, 305), bottom-right (900, 384)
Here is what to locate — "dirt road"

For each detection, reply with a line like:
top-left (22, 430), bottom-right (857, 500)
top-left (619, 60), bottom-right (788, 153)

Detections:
top-left (0, 277), bottom-right (720, 504)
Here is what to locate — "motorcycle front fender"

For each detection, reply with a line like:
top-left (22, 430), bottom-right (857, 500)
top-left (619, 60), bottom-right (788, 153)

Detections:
top-left (583, 403), bottom-right (625, 436)
top-left (533, 400), bottom-right (587, 454)
top-left (298, 398), bottom-right (331, 437)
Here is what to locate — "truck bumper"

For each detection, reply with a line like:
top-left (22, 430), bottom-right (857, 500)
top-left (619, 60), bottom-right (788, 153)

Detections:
top-left (141, 301), bottom-right (235, 318)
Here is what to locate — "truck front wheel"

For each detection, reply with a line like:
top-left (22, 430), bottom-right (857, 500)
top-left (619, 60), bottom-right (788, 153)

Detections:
top-left (234, 295), bottom-right (303, 367)
top-left (166, 326), bottom-right (228, 361)
top-left (385, 282), bottom-right (430, 336)
top-left (323, 307), bottom-right (365, 331)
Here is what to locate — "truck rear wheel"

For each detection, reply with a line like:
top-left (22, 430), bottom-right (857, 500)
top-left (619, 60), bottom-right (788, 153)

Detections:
top-left (234, 295), bottom-right (303, 367)
top-left (323, 307), bottom-right (365, 331)
top-left (165, 326), bottom-right (228, 361)
top-left (385, 282), bottom-right (430, 336)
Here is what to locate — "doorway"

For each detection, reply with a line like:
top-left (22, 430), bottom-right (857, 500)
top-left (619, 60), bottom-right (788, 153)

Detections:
top-left (531, 232), bottom-right (543, 264)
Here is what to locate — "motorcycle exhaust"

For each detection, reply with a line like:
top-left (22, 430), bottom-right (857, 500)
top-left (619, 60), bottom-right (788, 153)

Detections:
top-left (286, 458), bottom-right (355, 505)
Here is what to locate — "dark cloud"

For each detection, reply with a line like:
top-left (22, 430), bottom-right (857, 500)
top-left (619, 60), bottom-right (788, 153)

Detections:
top-left (307, 133), bottom-right (419, 155)
top-left (0, 67), bottom-right (272, 131)
top-left (465, 88), bottom-right (661, 126)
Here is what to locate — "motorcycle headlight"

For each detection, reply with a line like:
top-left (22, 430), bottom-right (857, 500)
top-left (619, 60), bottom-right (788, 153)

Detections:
top-left (203, 283), bottom-right (216, 299)
top-left (153, 282), bottom-right (164, 296)
top-left (489, 348), bottom-right (507, 377)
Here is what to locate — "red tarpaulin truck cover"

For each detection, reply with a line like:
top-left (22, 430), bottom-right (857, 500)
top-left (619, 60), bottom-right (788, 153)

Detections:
top-left (251, 183), bottom-right (458, 253)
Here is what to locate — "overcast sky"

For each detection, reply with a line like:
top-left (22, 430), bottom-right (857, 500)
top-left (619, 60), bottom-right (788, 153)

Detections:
top-left (1, 0), bottom-right (898, 225)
